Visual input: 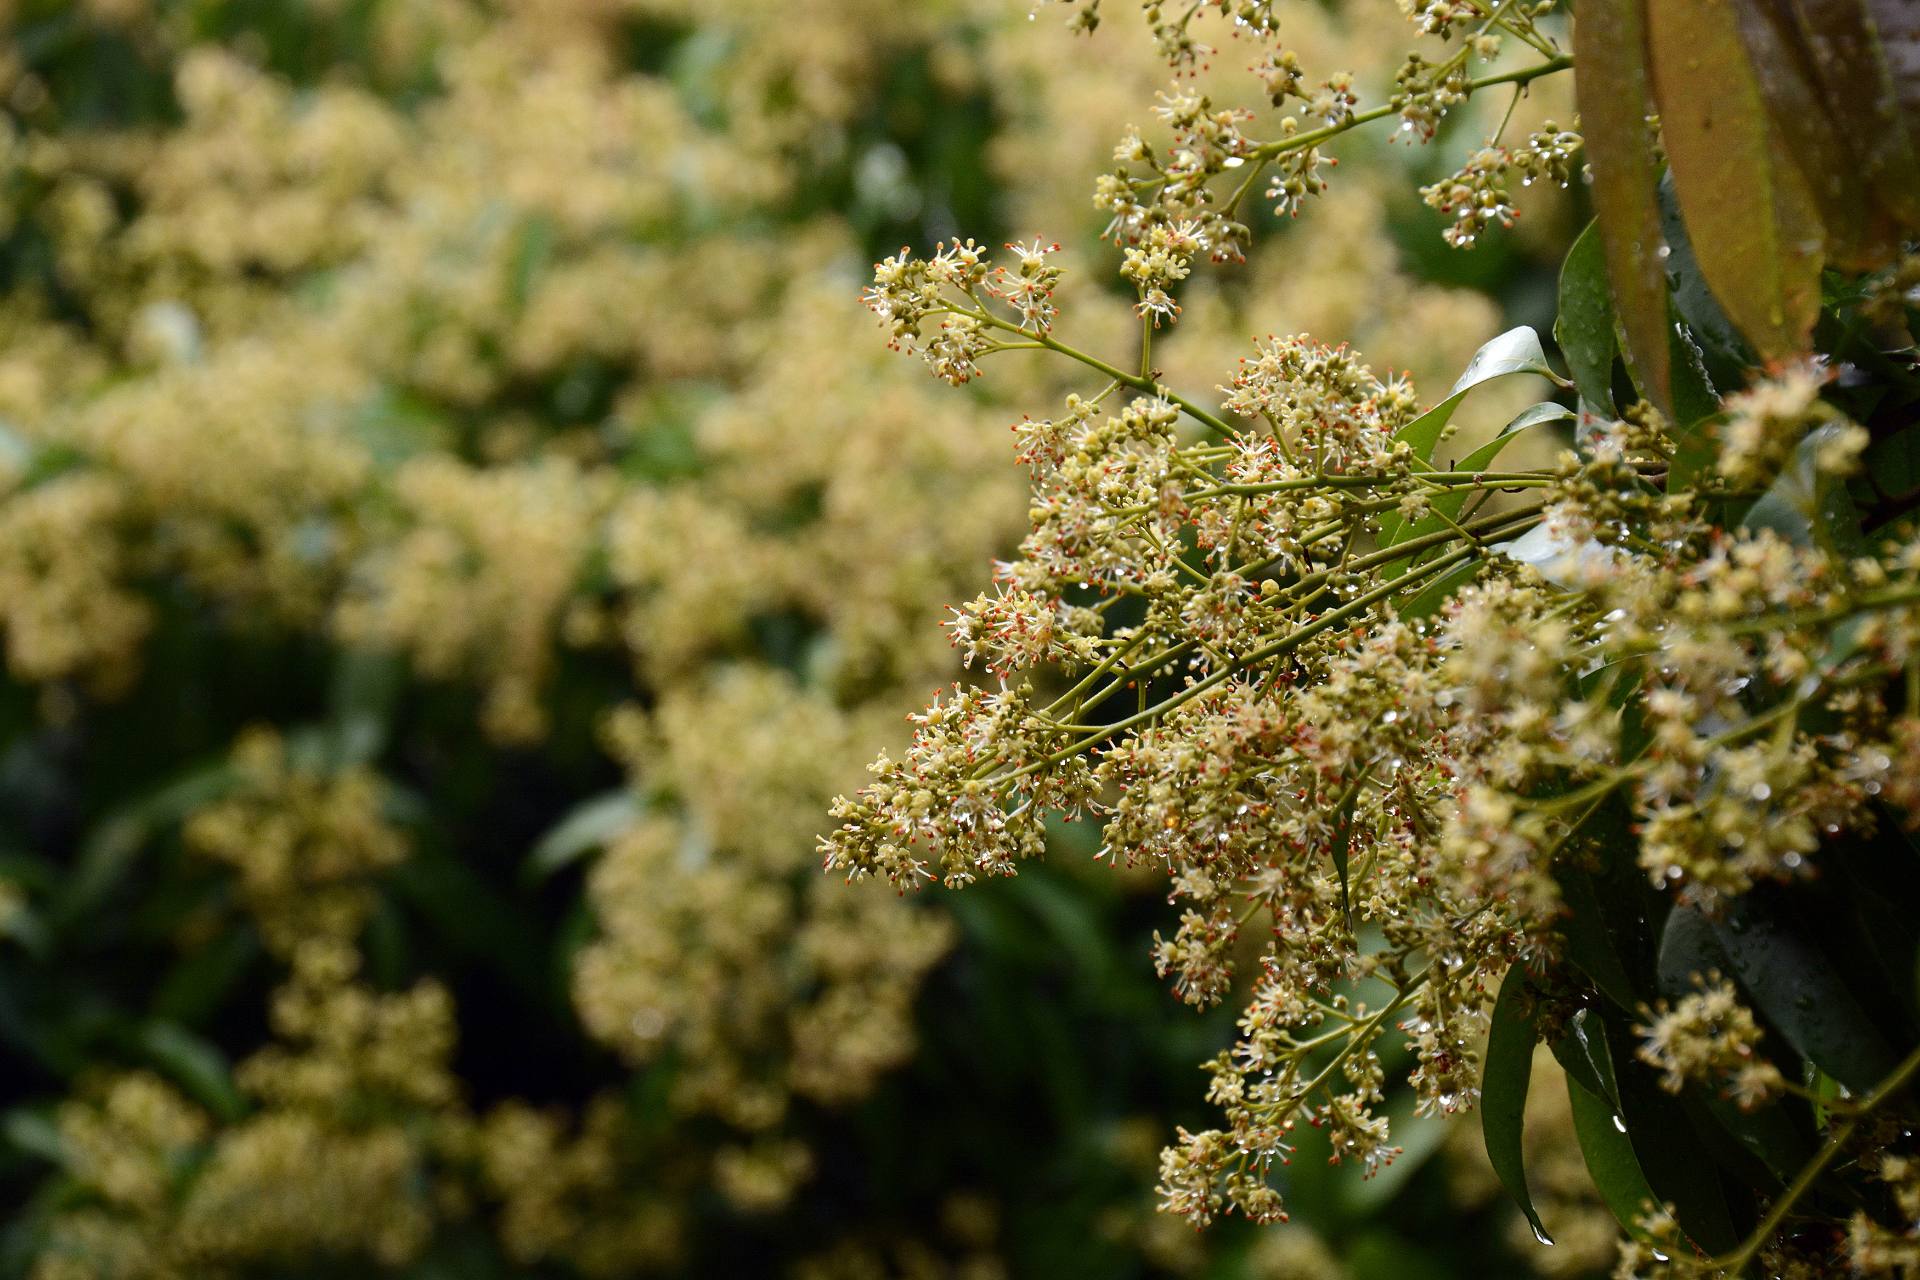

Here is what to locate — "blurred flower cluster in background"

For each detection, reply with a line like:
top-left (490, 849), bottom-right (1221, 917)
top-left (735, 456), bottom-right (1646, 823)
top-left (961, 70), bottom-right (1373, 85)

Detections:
top-left (0, 1), bottom-right (1604, 1275)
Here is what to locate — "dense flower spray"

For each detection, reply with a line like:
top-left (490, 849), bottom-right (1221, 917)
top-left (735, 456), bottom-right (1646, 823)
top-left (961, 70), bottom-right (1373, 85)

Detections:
top-left (828, 2), bottom-right (1920, 1273)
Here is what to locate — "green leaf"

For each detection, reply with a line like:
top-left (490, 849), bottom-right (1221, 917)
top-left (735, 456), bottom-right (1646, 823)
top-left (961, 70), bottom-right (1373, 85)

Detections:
top-left (1380, 401), bottom-right (1570, 580)
top-left (1609, 1035), bottom-right (1744, 1254)
top-left (1567, 1069), bottom-right (1660, 1238)
top-left (1574, 0), bottom-right (1672, 412)
top-left (53, 762), bottom-right (237, 930)
top-left (2, 1107), bottom-right (65, 1165)
top-left (1655, 900), bottom-right (1728, 990)
top-left (1739, 423), bottom-right (1868, 556)
top-left (1395, 555), bottom-right (1485, 621)
top-left (1556, 222), bottom-right (1619, 417)
top-left (1563, 1009), bottom-right (1744, 1252)
top-left (1663, 323), bottom-right (1726, 495)
top-left (1646, 909), bottom-right (1816, 1181)
top-left (1376, 329), bottom-right (1563, 558)
top-left (1709, 892), bottom-right (1898, 1094)
top-left (151, 927), bottom-right (260, 1027)
top-left (1548, 1021), bottom-right (1608, 1107)
top-left (329, 647), bottom-right (404, 768)
top-left (1388, 326), bottom-right (1554, 465)
top-left (523, 791), bottom-right (643, 883)
top-left (1482, 966), bottom-right (1554, 1244)
top-left (1648, 0), bottom-right (1824, 361)
top-left (1555, 859), bottom-right (1653, 1015)
top-left (136, 1022), bottom-right (245, 1122)
top-left (1656, 173), bottom-right (1755, 395)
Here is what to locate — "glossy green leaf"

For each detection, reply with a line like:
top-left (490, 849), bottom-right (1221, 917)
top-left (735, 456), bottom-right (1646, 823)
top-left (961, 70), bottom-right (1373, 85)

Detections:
top-left (1574, 0), bottom-right (1672, 412)
top-left (1656, 172), bottom-right (1754, 395)
top-left (1655, 904), bottom-right (1729, 995)
top-left (1648, 0), bottom-right (1824, 360)
top-left (1662, 325), bottom-right (1725, 496)
top-left (1604, 1015), bottom-right (1742, 1255)
top-left (1482, 965), bottom-right (1554, 1244)
top-left (1567, 1068), bottom-right (1659, 1238)
top-left (1396, 555), bottom-right (1485, 621)
top-left (1462, 403), bottom-right (1576, 471)
top-left (1548, 1028), bottom-right (1607, 1107)
top-left (1555, 1007), bottom-right (1622, 1108)
top-left (1387, 326), bottom-right (1554, 465)
top-left (1379, 402), bottom-right (1570, 584)
top-left (1657, 908), bottom-right (1815, 1185)
top-left (1710, 892), bottom-right (1898, 1094)
top-left (1556, 221), bottom-right (1618, 416)
top-left (1554, 819), bottom-right (1664, 1016)
top-left (1739, 423), bottom-right (1868, 556)
top-left (1378, 360), bottom-right (1565, 564)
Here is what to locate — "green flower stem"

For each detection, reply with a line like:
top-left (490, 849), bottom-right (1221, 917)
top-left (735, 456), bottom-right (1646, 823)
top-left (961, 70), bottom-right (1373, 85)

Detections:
top-left (1189, 471), bottom-right (1552, 501)
top-left (969, 309), bottom-right (1237, 437)
top-left (1247, 56), bottom-right (1572, 163)
top-left (1055, 504), bottom-right (1545, 730)
top-left (998, 541), bottom-right (1486, 784)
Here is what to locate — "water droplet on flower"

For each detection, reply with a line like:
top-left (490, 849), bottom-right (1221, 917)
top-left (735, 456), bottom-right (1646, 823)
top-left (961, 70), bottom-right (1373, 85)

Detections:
top-left (1612, 1114), bottom-right (1627, 1133)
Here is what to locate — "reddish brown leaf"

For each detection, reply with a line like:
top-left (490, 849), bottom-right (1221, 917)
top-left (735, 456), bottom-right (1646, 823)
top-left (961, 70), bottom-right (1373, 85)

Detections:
top-left (1574, 0), bottom-right (1672, 411)
top-left (1649, 0), bottom-right (1824, 362)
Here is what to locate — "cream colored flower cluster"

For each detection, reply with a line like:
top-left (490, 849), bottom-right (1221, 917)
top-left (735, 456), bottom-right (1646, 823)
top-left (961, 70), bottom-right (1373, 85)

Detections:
top-left (826, 2), bottom-right (1920, 1263)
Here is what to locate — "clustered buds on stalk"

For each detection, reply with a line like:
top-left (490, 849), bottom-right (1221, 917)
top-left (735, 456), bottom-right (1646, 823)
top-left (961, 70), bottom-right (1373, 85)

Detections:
top-left (844, 8), bottom-right (1920, 1269)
